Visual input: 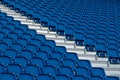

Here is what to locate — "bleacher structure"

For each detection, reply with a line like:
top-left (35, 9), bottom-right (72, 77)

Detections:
top-left (0, 0), bottom-right (120, 80)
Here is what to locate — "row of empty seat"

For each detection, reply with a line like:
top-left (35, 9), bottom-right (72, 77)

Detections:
top-left (2, 0), bottom-right (120, 64)
top-left (0, 9), bottom-right (119, 80)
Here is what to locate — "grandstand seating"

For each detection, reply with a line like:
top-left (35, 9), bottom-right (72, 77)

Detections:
top-left (0, 0), bottom-right (120, 79)
top-left (0, 9), bottom-right (119, 80)
top-left (1, 0), bottom-right (120, 64)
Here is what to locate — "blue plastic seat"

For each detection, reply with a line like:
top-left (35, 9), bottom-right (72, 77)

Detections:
top-left (0, 19), bottom-right (8, 25)
top-left (0, 42), bottom-right (8, 52)
top-left (108, 50), bottom-right (120, 64)
top-left (17, 38), bottom-right (28, 47)
top-left (8, 33), bottom-right (19, 41)
top-left (7, 64), bottom-right (22, 75)
top-left (21, 33), bottom-right (32, 42)
top-left (40, 45), bottom-right (52, 56)
top-left (34, 35), bottom-right (46, 44)
top-left (40, 16), bottom-right (49, 27)
top-left (6, 16), bottom-right (13, 22)
top-left (33, 12), bottom-right (41, 23)
top-left (51, 52), bottom-right (63, 61)
top-left (72, 75), bottom-right (86, 80)
top-left (31, 57), bottom-right (44, 67)
top-left (15, 56), bottom-right (28, 66)
top-left (0, 56), bottom-right (11, 65)
top-left (44, 40), bottom-right (56, 49)
top-left (13, 28), bottom-right (23, 37)
top-left (19, 73), bottom-right (34, 80)
top-left (90, 76), bottom-right (103, 80)
top-left (62, 59), bottom-right (76, 68)
top-left (18, 25), bottom-right (28, 33)
top-left (4, 49), bottom-right (17, 59)
top-left (26, 64), bottom-right (40, 76)
top-left (11, 20), bottom-right (20, 27)
top-left (25, 44), bottom-right (37, 53)
top-left (58, 66), bottom-right (73, 77)
top-left (54, 46), bottom-right (66, 54)
top-left (91, 68), bottom-right (106, 79)
top-left (74, 67), bottom-right (90, 78)
top-left (0, 64), bottom-right (4, 73)
top-left (2, 23), bottom-right (15, 31)
top-left (4, 23), bottom-right (15, 31)
top-left (41, 66), bottom-right (57, 76)
top-left (14, 4), bottom-right (21, 12)
top-left (2, 37), bottom-right (14, 46)
top-left (0, 13), bottom-right (7, 18)
top-left (75, 32), bottom-right (84, 46)
top-left (46, 58), bottom-right (61, 68)
top-left (85, 38), bottom-right (95, 52)
top-left (20, 6), bottom-right (27, 16)
top-left (25, 30), bottom-right (36, 38)
top-left (49, 20), bottom-right (57, 31)
top-left (11, 43), bottom-right (23, 52)
top-left (0, 32), bottom-right (5, 40)
top-left (96, 43), bottom-right (107, 57)
top-left (65, 25), bottom-right (75, 41)
top-left (0, 23), bottom-right (4, 29)
top-left (64, 52), bottom-right (78, 61)
top-left (76, 60), bottom-right (91, 68)
top-left (2, 28), bottom-right (11, 36)
top-left (54, 75), bottom-right (69, 80)
top-left (35, 51), bottom-right (48, 60)
top-left (9, 1), bottom-right (15, 10)
top-left (0, 73), bottom-right (16, 80)
top-left (26, 9), bottom-right (34, 19)
top-left (20, 50), bottom-right (33, 59)
top-left (38, 74), bottom-right (52, 80)
top-left (30, 39), bottom-right (41, 49)
top-left (56, 23), bottom-right (66, 36)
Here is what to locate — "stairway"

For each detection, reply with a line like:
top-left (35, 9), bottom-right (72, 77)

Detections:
top-left (0, 4), bottom-right (120, 77)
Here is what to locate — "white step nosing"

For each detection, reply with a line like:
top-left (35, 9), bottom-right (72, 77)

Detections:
top-left (78, 56), bottom-right (96, 61)
top-left (56, 36), bottom-right (65, 39)
top-left (7, 12), bottom-right (19, 15)
top-left (56, 43), bottom-right (76, 48)
top-left (45, 35), bottom-right (56, 38)
top-left (0, 4), bottom-right (120, 77)
top-left (21, 22), bottom-right (34, 25)
top-left (91, 61), bottom-right (108, 68)
top-left (47, 37), bottom-right (65, 41)
top-left (48, 31), bottom-right (56, 34)
top-left (14, 18), bottom-right (27, 21)
top-left (36, 29), bottom-right (49, 32)
top-left (7, 14), bottom-right (21, 17)
top-left (29, 25), bottom-right (42, 28)
top-left (105, 68), bottom-right (120, 77)
top-left (57, 42), bottom-right (75, 45)
top-left (67, 48), bottom-right (84, 51)
top-left (29, 27), bottom-right (40, 30)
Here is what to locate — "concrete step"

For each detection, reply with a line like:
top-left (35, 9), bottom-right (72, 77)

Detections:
top-left (47, 37), bottom-right (66, 43)
top-left (85, 50), bottom-right (96, 55)
top-left (91, 61), bottom-right (108, 68)
top-left (56, 43), bottom-right (75, 48)
top-left (78, 54), bottom-right (96, 61)
top-left (67, 48), bottom-right (85, 55)
top-left (105, 68), bottom-right (120, 77)
top-left (14, 17), bottom-right (27, 21)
